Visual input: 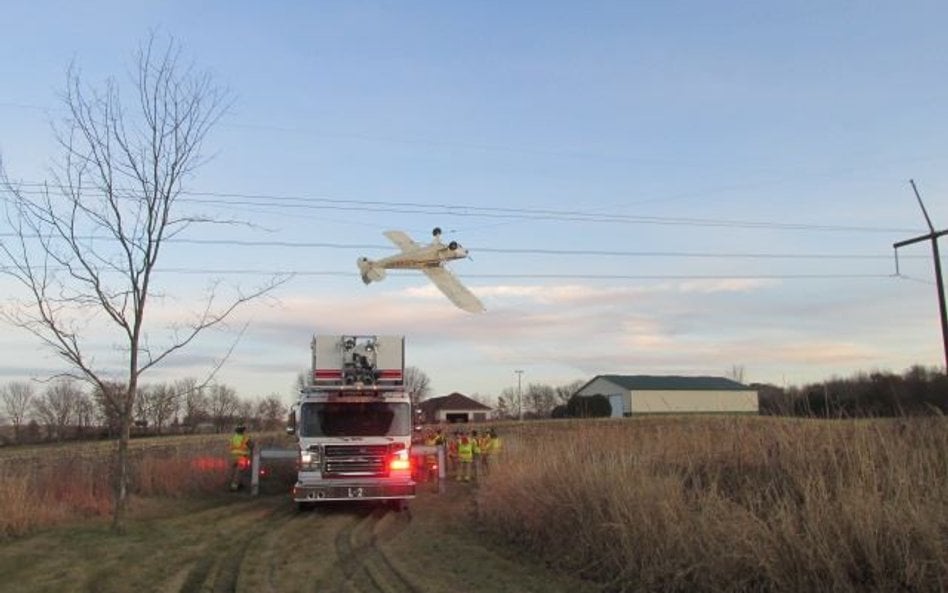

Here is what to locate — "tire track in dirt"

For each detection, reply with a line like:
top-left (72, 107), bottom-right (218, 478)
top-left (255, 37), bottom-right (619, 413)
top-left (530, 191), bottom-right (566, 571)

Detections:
top-left (235, 500), bottom-right (342, 593)
top-left (316, 504), bottom-right (420, 593)
top-left (173, 500), bottom-right (296, 593)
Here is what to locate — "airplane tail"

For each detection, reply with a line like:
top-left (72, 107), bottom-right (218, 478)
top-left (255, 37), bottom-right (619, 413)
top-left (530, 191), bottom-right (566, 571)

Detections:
top-left (357, 257), bottom-right (386, 284)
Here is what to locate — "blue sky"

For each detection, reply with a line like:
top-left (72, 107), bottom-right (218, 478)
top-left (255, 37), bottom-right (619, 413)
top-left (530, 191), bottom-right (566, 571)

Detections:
top-left (1, 1), bottom-right (947, 403)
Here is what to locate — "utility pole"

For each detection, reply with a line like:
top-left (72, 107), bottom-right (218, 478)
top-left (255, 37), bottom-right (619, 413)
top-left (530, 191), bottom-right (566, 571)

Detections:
top-left (893, 179), bottom-right (948, 372)
top-left (515, 369), bottom-right (524, 421)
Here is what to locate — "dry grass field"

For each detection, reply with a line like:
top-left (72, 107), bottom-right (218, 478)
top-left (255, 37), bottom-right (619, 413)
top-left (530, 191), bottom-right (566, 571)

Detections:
top-left (1, 416), bottom-right (945, 592)
top-left (476, 416), bottom-right (948, 592)
top-left (0, 435), bottom-right (596, 593)
top-left (0, 433), bottom-right (291, 537)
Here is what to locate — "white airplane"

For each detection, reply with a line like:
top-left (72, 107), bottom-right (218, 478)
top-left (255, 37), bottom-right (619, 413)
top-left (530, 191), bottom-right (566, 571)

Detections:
top-left (357, 227), bottom-right (485, 313)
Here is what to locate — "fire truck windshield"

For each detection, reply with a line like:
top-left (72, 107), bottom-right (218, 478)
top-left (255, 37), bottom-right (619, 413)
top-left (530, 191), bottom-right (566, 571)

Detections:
top-left (299, 401), bottom-right (411, 437)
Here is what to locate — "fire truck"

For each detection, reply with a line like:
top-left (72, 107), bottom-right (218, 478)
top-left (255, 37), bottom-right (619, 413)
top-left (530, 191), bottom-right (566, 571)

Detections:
top-left (287, 335), bottom-right (415, 511)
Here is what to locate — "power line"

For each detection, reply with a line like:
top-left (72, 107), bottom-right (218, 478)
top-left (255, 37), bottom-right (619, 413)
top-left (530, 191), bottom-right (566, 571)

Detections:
top-left (2, 182), bottom-right (922, 234)
top-left (0, 232), bottom-right (923, 261)
top-left (154, 269), bottom-right (896, 281)
top-left (0, 264), bottom-right (897, 281)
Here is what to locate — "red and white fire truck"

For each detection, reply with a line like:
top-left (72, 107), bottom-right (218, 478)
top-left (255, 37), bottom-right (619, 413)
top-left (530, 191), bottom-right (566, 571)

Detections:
top-left (288, 335), bottom-right (415, 511)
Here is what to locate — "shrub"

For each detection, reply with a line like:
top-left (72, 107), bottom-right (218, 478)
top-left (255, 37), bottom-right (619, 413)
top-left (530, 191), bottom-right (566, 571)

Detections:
top-left (565, 393), bottom-right (612, 418)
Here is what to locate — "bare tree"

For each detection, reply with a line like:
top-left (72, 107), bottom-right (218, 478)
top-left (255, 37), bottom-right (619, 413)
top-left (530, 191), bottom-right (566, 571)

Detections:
top-left (554, 379), bottom-right (586, 405)
top-left (498, 386), bottom-right (520, 420)
top-left (257, 394), bottom-right (286, 430)
top-left (133, 385), bottom-right (151, 428)
top-left (207, 383), bottom-right (239, 433)
top-left (75, 390), bottom-right (95, 437)
top-left (1, 381), bottom-right (35, 443)
top-left (32, 378), bottom-right (82, 441)
top-left (175, 376), bottom-right (207, 429)
top-left (235, 398), bottom-right (254, 427)
top-left (153, 382), bottom-right (180, 434)
top-left (494, 394), bottom-right (511, 420)
top-left (525, 383), bottom-right (556, 418)
top-left (0, 36), bottom-right (284, 531)
top-left (139, 382), bottom-right (178, 434)
top-left (728, 364), bottom-right (746, 384)
top-left (403, 366), bottom-right (432, 407)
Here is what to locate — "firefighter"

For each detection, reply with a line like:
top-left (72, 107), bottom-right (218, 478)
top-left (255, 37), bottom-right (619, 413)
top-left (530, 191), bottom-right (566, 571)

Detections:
top-left (456, 430), bottom-right (474, 482)
top-left (470, 429), bottom-right (480, 479)
top-left (477, 429), bottom-right (493, 475)
top-left (228, 423), bottom-right (253, 491)
top-left (489, 428), bottom-right (502, 456)
top-left (423, 429), bottom-right (439, 482)
top-left (485, 428), bottom-right (502, 473)
top-left (447, 430), bottom-right (460, 477)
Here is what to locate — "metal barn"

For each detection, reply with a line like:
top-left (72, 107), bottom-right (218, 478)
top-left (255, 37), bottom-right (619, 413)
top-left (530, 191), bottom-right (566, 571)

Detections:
top-left (574, 375), bottom-right (759, 416)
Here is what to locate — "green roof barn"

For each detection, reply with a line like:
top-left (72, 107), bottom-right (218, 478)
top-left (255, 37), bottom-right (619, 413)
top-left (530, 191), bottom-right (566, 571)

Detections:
top-left (575, 374), bottom-right (759, 416)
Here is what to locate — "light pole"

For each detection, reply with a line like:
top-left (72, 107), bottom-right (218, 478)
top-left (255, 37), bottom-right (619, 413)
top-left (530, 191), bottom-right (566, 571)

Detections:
top-left (515, 369), bottom-right (524, 421)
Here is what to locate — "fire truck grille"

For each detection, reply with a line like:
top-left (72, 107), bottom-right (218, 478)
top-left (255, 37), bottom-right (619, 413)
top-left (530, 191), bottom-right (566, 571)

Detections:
top-left (323, 444), bottom-right (389, 477)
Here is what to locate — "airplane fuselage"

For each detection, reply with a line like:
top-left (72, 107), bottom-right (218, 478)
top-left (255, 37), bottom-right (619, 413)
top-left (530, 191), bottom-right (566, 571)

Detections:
top-left (372, 243), bottom-right (468, 270)
top-left (357, 228), bottom-right (484, 313)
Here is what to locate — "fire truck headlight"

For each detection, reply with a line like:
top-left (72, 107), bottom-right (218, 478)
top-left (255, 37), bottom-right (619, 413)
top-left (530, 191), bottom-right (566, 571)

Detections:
top-left (299, 448), bottom-right (321, 471)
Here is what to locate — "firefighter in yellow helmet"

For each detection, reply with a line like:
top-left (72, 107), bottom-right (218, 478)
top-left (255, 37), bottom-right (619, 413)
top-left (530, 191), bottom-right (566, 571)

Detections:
top-left (456, 429), bottom-right (474, 482)
top-left (488, 427), bottom-right (502, 461)
top-left (228, 423), bottom-right (254, 491)
top-left (477, 429), bottom-right (493, 475)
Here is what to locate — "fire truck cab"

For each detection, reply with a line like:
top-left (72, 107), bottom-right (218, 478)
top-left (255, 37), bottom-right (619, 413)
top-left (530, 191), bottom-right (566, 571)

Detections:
top-left (288, 335), bottom-right (415, 511)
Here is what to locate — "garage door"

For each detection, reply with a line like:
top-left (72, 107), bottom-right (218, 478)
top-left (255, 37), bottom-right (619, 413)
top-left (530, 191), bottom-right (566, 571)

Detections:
top-left (608, 394), bottom-right (624, 418)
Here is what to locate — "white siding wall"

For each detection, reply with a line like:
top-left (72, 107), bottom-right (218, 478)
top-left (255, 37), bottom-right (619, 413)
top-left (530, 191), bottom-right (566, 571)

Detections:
top-left (630, 390), bottom-right (758, 414)
top-left (577, 378), bottom-right (631, 413)
top-left (435, 409), bottom-right (492, 422)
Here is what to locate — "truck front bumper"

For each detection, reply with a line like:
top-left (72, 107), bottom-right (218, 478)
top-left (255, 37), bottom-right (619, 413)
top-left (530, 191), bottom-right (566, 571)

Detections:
top-left (292, 478), bottom-right (415, 502)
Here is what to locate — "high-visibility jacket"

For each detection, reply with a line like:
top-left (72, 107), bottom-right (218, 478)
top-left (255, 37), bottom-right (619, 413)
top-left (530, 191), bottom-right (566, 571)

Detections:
top-left (457, 437), bottom-right (473, 462)
top-left (229, 433), bottom-right (251, 459)
top-left (477, 435), bottom-right (491, 454)
top-left (424, 434), bottom-right (438, 464)
top-left (491, 436), bottom-right (503, 454)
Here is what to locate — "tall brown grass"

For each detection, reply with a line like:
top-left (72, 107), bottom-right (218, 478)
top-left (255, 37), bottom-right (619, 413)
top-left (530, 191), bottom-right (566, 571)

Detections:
top-left (0, 437), bottom-right (238, 537)
top-left (477, 416), bottom-right (948, 592)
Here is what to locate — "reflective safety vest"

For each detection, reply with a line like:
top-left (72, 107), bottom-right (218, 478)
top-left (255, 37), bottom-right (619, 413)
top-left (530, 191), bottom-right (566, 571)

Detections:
top-left (477, 435), bottom-right (491, 454)
top-left (229, 433), bottom-right (250, 458)
top-left (424, 435), bottom-right (438, 464)
top-left (457, 438), bottom-right (473, 462)
top-left (491, 436), bottom-right (503, 454)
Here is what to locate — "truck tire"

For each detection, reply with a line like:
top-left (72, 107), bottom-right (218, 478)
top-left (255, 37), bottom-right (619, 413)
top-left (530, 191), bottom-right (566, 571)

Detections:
top-left (297, 501), bottom-right (315, 512)
top-left (390, 499), bottom-right (409, 513)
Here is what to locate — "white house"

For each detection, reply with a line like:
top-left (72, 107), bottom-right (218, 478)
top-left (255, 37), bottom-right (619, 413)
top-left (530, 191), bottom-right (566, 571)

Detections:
top-left (574, 375), bottom-right (759, 416)
top-left (417, 392), bottom-right (493, 424)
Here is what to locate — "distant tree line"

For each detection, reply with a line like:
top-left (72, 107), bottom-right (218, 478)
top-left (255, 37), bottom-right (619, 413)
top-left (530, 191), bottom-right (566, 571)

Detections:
top-left (487, 365), bottom-right (948, 421)
top-left (0, 378), bottom-right (288, 446)
top-left (755, 365), bottom-right (948, 417)
top-left (491, 379), bottom-right (588, 420)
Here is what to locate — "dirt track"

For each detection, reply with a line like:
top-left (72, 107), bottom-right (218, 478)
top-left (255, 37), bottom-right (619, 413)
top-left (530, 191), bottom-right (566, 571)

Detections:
top-left (0, 481), bottom-right (600, 593)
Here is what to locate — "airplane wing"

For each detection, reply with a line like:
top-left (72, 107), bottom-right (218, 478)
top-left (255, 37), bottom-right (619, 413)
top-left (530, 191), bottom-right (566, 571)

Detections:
top-left (422, 267), bottom-right (485, 313)
top-left (383, 230), bottom-right (419, 253)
